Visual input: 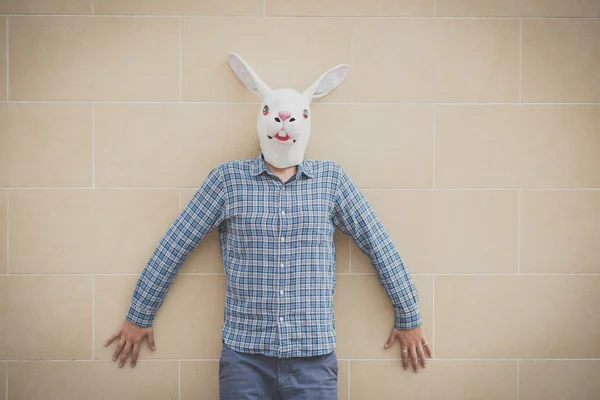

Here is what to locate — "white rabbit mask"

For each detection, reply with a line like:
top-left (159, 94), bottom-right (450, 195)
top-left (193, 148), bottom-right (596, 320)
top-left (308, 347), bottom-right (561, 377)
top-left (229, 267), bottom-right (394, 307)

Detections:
top-left (227, 53), bottom-right (349, 169)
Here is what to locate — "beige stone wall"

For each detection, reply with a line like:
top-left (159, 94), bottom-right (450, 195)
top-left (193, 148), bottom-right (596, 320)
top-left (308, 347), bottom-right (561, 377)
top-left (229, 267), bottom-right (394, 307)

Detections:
top-left (1, 1), bottom-right (599, 399)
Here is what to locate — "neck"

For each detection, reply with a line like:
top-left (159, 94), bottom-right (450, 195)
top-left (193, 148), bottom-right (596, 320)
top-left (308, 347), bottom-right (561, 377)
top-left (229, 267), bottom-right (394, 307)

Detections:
top-left (264, 160), bottom-right (297, 182)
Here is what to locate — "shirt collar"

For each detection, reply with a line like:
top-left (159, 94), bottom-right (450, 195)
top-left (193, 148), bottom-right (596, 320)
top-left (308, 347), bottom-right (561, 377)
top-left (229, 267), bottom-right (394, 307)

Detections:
top-left (251, 153), bottom-right (314, 179)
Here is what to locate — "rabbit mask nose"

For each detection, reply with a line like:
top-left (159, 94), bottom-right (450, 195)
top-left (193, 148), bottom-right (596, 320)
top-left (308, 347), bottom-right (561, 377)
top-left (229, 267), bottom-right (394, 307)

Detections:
top-left (278, 111), bottom-right (292, 121)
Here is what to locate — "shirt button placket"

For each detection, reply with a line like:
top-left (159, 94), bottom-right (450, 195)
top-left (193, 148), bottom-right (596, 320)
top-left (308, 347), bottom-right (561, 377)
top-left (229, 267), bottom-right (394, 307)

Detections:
top-left (278, 183), bottom-right (286, 354)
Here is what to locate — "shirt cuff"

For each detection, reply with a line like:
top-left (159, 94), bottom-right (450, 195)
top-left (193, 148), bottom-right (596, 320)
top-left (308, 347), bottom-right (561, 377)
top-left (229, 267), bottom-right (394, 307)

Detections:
top-left (125, 302), bottom-right (156, 328)
top-left (394, 306), bottom-right (423, 330)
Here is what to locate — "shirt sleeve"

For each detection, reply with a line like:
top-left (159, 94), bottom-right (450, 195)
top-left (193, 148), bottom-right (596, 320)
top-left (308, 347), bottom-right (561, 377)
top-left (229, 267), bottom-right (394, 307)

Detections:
top-left (126, 166), bottom-right (227, 327)
top-left (331, 165), bottom-right (422, 330)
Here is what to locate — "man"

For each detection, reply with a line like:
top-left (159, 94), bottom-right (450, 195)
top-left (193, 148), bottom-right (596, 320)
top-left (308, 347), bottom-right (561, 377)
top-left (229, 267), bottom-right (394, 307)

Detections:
top-left (105, 53), bottom-right (431, 399)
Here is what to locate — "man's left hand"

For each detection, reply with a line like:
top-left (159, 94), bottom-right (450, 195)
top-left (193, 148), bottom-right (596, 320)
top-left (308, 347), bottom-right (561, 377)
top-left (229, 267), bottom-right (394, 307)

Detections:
top-left (384, 326), bottom-right (432, 372)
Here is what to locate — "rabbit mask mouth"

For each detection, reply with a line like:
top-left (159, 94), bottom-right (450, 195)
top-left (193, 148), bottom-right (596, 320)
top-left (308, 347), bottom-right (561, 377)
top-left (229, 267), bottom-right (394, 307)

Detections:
top-left (227, 52), bottom-right (348, 168)
top-left (267, 131), bottom-right (297, 143)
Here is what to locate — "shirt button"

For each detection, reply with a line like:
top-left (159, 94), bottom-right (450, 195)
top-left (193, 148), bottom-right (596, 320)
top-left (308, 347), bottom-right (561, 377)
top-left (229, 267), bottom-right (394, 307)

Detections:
top-left (281, 210), bottom-right (286, 215)
top-left (280, 263), bottom-right (284, 268)
top-left (280, 290), bottom-right (284, 295)
top-left (280, 317), bottom-right (284, 322)
top-left (280, 237), bottom-right (285, 242)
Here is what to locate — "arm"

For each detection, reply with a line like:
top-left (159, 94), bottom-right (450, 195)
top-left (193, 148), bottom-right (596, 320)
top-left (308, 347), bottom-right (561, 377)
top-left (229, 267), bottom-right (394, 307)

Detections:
top-left (331, 165), bottom-right (422, 330)
top-left (126, 165), bottom-right (227, 327)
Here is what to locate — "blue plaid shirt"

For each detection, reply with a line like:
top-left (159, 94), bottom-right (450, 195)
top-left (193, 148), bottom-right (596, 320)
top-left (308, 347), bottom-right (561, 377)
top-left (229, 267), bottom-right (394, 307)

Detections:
top-left (127, 153), bottom-right (422, 358)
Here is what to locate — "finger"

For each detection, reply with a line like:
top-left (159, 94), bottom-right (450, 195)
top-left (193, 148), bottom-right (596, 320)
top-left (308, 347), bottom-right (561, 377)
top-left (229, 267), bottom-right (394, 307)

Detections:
top-left (147, 330), bottom-right (156, 351)
top-left (112, 336), bottom-right (125, 362)
top-left (423, 341), bottom-right (433, 358)
top-left (400, 341), bottom-right (409, 371)
top-left (104, 328), bottom-right (122, 347)
top-left (417, 344), bottom-right (427, 368)
top-left (119, 341), bottom-right (132, 368)
top-left (384, 333), bottom-right (396, 349)
top-left (410, 345), bottom-right (419, 372)
top-left (131, 342), bottom-right (140, 368)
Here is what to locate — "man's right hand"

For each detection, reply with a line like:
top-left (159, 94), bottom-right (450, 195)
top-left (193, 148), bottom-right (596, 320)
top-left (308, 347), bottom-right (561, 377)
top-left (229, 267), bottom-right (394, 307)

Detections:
top-left (104, 319), bottom-right (155, 368)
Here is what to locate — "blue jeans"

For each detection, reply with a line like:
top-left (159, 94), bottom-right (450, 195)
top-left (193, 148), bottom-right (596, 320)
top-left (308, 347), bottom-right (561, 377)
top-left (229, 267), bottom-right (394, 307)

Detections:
top-left (219, 343), bottom-right (338, 400)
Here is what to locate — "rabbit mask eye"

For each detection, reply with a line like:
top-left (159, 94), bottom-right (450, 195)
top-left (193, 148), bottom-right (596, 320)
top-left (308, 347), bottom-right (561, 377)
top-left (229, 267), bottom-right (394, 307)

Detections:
top-left (303, 109), bottom-right (309, 119)
top-left (263, 105), bottom-right (269, 116)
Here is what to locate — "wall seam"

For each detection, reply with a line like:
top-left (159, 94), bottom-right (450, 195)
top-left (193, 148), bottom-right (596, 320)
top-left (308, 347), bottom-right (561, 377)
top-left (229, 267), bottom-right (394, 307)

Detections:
top-left (6, 16), bottom-right (9, 101)
top-left (6, 272), bottom-right (600, 277)
top-left (348, 236), bottom-right (352, 273)
top-left (519, 19), bottom-right (523, 102)
top-left (339, 273), bottom-right (600, 277)
top-left (432, 104), bottom-right (436, 188)
top-left (92, 276), bottom-right (95, 360)
top-left (179, 17), bottom-right (183, 101)
top-left (0, 14), bottom-right (598, 19)
top-left (92, 105), bottom-right (95, 187)
top-left (517, 359), bottom-right (520, 400)
top-left (347, 17), bottom-right (355, 102)
top-left (517, 190), bottom-right (521, 274)
top-left (432, 275), bottom-right (435, 358)
top-left (5, 187), bottom-right (600, 191)
top-left (5, 357), bottom-right (600, 362)
top-left (3, 101), bottom-right (600, 105)
top-left (5, 191), bottom-right (9, 274)
top-left (347, 360), bottom-right (351, 400)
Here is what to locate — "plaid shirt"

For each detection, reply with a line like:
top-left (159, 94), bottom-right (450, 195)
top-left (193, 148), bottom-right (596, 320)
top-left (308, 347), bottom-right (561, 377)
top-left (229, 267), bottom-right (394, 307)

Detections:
top-left (127, 153), bottom-right (422, 358)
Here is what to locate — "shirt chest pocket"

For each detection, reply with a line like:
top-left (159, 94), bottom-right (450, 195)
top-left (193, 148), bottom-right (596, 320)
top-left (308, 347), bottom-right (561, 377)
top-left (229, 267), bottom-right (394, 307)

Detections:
top-left (229, 214), bottom-right (278, 239)
top-left (290, 203), bottom-right (334, 241)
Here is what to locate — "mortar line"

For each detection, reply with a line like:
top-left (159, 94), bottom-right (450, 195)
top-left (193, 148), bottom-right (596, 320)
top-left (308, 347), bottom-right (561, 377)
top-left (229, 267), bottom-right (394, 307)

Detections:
top-left (2, 272), bottom-right (227, 276)
top-left (517, 190), bottom-right (521, 274)
top-left (517, 359), bottom-right (520, 400)
top-left (6, 187), bottom-right (600, 191)
top-left (348, 236), bottom-right (352, 273)
top-left (91, 0), bottom-right (94, 15)
top-left (349, 18), bottom-right (354, 97)
top-left (4, 100), bottom-right (600, 105)
top-left (347, 361), bottom-right (351, 400)
top-left (360, 187), bottom-right (600, 191)
top-left (433, 0), bottom-right (437, 17)
top-left (432, 275), bottom-right (435, 358)
top-left (1, 14), bottom-right (598, 19)
top-left (341, 272), bottom-right (600, 277)
top-left (6, 192), bottom-right (9, 274)
top-left (432, 104), bottom-right (436, 187)
top-left (5, 187), bottom-right (185, 190)
top-left (92, 105), bottom-right (95, 187)
top-left (263, 0), bottom-right (267, 16)
top-left (92, 276), bottom-right (95, 359)
top-left (178, 361), bottom-right (182, 400)
top-left (6, 272), bottom-right (600, 277)
top-left (3, 358), bottom-right (220, 362)
top-left (179, 17), bottom-right (183, 101)
top-left (5, 362), bottom-right (8, 400)
top-left (519, 19), bottom-right (523, 102)
top-left (7, 357), bottom-right (600, 362)
top-left (6, 17), bottom-right (9, 101)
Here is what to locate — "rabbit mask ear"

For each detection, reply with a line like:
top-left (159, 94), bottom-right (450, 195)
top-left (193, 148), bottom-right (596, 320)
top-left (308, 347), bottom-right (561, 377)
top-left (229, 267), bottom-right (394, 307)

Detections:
top-left (227, 53), bottom-right (272, 99)
top-left (302, 64), bottom-right (349, 102)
